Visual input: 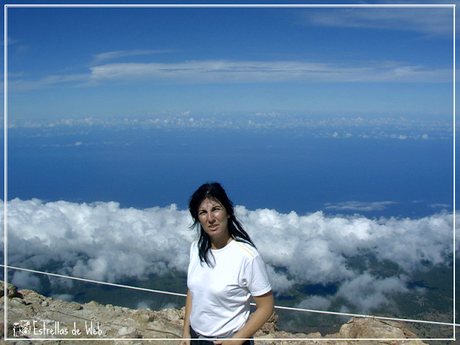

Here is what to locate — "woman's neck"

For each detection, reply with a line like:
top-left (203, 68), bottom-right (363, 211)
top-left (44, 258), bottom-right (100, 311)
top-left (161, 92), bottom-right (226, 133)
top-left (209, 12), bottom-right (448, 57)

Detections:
top-left (210, 234), bottom-right (233, 250)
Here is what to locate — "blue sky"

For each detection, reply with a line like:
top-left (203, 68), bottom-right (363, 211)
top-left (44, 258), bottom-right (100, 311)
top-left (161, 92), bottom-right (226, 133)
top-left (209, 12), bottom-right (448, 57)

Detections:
top-left (4, 2), bottom-right (455, 124)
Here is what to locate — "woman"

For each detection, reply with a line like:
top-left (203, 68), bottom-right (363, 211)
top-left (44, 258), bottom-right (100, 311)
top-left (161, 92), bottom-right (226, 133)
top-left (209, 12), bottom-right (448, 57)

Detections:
top-left (180, 182), bottom-right (274, 345)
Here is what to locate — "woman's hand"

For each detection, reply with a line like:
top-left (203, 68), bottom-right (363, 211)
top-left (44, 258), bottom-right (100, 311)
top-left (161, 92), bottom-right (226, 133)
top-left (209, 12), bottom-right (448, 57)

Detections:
top-left (180, 290), bottom-right (192, 345)
top-left (180, 325), bottom-right (191, 345)
top-left (179, 339), bottom-right (191, 345)
top-left (231, 291), bottom-right (274, 341)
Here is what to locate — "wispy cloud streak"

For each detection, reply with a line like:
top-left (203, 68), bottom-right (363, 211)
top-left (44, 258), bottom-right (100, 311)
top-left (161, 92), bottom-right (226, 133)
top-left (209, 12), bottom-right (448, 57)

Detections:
top-left (92, 49), bottom-right (177, 63)
top-left (324, 201), bottom-right (397, 212)
top-left (88, 60), bottom-right (451, 85)
top-left (7, 55), bottom-right (451, 92)
top-left (299, 7), bottom-right (454, 37)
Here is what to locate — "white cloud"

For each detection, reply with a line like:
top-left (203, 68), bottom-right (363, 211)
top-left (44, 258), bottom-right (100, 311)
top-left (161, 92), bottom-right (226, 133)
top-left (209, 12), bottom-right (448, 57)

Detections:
top-left (264, 265), bottom-right (295, 292)
top-left (324, 201), bottom-right (397, 212)
top-left (8, 57), bottom-right (451, 93)
top-left (2, 199), bottom-right (455, 314)
top-left (11, 270), bottom-right (41, 291)
top-left (297, 295), bottom-right (332, 312)
top-left (6, 199), bottom-right (194, 283)
top-left (299, 7), bottom-right (454, 38)
top-left (50, 293), bottom-right (74, 302)
top-left (92, 49), bottom-right (176, 63)
top-left (8, 73), bottom-right (89, 92)
top-left (238, 207), bottom-right (453, 281)
top-left (335, 273), bottom-right (410, 314)
top-left (6, 114), bottom-right (453, 141)
top-left (88, 60), bottom-right (451, 85)
top-left (296, 273), bottom-right (412, 315)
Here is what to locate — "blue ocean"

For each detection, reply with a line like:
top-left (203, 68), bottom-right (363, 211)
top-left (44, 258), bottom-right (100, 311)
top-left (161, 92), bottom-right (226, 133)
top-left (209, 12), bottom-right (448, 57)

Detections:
top-left (6, 125), bottom-right (453, 218)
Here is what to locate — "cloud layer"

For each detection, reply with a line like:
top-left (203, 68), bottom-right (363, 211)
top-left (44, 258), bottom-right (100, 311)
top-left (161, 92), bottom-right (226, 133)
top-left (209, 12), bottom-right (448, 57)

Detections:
top-left (88, 60), bottom-right (451, 85)
top-left (300, 7), bottom-right (454, 38)
top-left (8, 58), bottom-right (451, 93)
top-left (2, 198), bottom-right (455, 314)
top-left (7, 113), bottom-right (453, 142)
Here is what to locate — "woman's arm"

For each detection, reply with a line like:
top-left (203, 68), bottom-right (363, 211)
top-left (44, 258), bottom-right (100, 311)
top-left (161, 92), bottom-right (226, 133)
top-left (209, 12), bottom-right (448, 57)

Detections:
top-left (215, 290), bottom-right (274, 345)
top-left (179, 289), bottom-right (193, 345)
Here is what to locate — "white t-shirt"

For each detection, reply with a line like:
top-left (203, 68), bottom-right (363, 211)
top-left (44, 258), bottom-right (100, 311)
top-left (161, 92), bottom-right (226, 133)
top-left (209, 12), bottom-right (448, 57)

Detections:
top-left (187, 239), bottom-right (272, 338)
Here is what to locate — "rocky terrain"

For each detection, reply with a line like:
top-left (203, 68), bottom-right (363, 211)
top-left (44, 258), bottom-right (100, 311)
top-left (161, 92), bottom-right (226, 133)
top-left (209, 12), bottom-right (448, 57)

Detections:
top-left (1, 281), bottom-right (431, 344)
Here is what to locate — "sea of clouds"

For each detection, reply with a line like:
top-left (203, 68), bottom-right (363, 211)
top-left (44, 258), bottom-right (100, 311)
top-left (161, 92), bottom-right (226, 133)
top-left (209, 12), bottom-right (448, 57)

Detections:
top-left (2, 198), bottom-right (456, 314)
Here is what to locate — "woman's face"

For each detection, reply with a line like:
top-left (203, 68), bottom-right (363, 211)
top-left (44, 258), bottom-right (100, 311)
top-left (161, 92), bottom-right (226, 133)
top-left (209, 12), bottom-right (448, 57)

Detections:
top-left (197, 197), bottom-right (230, 239)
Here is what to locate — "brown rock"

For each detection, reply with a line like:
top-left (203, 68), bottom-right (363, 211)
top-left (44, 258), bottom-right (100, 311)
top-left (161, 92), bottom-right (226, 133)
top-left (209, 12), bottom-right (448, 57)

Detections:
top-left (336, 317), bottom-right (428, 345)
top-left (0, 281), bottom-right (23, 299)
top-left (258, 311), bottom-right (279, 334)
top-left (0, 281), bottom-right (431, 345)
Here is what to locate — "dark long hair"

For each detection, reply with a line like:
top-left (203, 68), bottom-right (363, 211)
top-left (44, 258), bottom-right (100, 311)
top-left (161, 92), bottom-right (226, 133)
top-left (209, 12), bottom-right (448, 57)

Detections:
top-left (188, 182), bottom-right (255, 266)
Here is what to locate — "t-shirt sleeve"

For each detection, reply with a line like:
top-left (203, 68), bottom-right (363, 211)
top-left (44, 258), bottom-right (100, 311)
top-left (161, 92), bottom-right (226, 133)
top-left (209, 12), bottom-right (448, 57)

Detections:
top-left (243, 254), bottom-right (272, 297)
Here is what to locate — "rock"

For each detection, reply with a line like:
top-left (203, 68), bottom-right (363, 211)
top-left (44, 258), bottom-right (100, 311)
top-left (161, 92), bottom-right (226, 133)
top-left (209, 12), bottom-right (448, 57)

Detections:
top-left (132, 308), bottom-right (155, 324)
top-left (258, 311), bottom-right (278, 334)
top-left (117, 326), bottom-right (138, 337)
top-left (0, 281), bottom-right (430, 344)
top-left (0, 281), bottom-right (23, 299)
top-left (70, 302), bottom-right (83, 310)
top-left (336, 317), bottom-right (428, 345)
